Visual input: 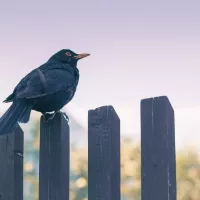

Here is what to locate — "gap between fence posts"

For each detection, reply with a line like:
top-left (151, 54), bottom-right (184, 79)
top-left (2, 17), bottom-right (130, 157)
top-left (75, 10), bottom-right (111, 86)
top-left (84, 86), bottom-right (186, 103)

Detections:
top-left (0, 126), bottom-right (24, 200)
top-left (39, 113), bottom-right (70, 200)
top-left (141, 96), bottom-right (176, 200)
top-left (88, 105), bottom-right (120, 200)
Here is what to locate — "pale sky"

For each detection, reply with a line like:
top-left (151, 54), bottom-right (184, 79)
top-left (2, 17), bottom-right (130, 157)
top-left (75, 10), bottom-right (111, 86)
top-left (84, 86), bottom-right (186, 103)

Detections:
top-left (1, 1), bottom-right (200, 149)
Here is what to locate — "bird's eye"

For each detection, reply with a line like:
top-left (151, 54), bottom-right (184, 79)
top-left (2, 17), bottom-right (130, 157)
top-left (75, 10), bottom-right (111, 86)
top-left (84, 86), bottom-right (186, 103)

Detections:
top-left (66, 52), bottom-right (71, 56)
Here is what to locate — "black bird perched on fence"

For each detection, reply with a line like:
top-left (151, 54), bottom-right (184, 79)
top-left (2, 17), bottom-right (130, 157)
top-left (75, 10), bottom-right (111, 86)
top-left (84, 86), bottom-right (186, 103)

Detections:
top-left (0, 49), bottom-right (90, 135)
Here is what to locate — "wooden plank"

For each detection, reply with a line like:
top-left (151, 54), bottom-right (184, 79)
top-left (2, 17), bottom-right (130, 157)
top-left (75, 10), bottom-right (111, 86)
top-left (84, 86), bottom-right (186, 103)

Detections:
top-left (88, 106), bottom-right (120, 200)
top-left (0, 126), bottom-right (24, 200)
top-left (39, 113), bottom-right (70, 200)
top-left (141, 96), bottom-right (176, 200)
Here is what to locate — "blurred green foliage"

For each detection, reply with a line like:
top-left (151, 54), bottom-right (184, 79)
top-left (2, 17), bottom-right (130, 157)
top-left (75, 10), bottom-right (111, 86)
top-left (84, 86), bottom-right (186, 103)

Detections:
top-left (24, 119), bottom-right (200, 200)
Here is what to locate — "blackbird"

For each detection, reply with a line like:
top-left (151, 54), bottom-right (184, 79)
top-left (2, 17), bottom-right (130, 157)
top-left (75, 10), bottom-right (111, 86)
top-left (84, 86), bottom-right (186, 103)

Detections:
top-left (0, 49), bottom-right (90, 135)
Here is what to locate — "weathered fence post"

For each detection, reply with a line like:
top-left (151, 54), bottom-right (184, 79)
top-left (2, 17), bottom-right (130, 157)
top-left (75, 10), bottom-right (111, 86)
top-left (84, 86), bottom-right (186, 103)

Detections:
top-left (39, 113), bottom-right (70, 200)
top-left (0, 126), bottom-right (24, 200)
top-left (88, 106), bottom-right (120, 200)
top-left (141, 96), bottom-right (176, 200)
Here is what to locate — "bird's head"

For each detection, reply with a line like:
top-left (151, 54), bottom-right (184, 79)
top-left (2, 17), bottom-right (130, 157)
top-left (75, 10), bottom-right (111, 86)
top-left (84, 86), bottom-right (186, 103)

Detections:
top-left (49, 49), bottom-right (90, 67)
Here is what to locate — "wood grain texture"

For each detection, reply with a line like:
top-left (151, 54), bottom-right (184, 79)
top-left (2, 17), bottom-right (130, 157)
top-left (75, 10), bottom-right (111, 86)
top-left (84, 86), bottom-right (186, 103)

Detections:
top-left (88, 106), bottom-right (120, 200)
top-left (141, 96), bottom-right (176, 200)
top-left (0, 126), bottom-right (24, 200)
top-left (39, 113), bottom-right (69, 200)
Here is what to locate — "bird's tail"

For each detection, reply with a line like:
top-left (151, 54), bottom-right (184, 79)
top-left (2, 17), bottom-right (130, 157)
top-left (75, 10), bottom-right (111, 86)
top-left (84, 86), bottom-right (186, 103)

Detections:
top-left (0, 99), bottom-right (34, 135)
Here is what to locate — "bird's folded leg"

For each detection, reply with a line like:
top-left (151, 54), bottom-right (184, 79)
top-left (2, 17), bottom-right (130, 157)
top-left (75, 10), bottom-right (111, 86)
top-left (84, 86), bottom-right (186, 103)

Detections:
top-left (42, 112), bottom-right (56, 122)
top-left (42, 111), bottom-right (69, 122)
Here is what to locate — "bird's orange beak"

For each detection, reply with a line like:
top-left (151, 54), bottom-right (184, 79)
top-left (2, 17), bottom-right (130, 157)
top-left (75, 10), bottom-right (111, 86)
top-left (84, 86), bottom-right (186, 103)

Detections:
top-left (74, 53), bottom-right (90, 60)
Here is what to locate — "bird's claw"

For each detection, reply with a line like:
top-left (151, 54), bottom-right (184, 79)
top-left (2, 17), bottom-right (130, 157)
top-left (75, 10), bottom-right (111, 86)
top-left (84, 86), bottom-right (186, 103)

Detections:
top-left (57, 111), bottom-right (69, 122)
top-left (43, 112), bottom-right (56, 122)
top-left (62, 112), bottom-right (69, 122)
top-left (43, 111), bottom-right (69, 122)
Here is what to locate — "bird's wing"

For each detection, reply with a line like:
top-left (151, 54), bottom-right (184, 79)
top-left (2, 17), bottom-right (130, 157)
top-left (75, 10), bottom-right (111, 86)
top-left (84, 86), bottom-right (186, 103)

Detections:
top-left (16, 66), bottom-right (76, 99)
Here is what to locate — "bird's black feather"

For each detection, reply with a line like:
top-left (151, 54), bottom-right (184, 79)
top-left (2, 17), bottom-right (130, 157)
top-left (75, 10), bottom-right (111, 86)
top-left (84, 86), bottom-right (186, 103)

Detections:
top-left (0, 49), bottom-right (88, 135)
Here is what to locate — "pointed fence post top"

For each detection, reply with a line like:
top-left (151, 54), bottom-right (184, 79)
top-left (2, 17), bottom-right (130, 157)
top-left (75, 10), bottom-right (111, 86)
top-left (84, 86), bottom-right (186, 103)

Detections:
top-left (141, 96), bottom-right (174, 113)
top-left (88, 105), bottom-right (120, 120)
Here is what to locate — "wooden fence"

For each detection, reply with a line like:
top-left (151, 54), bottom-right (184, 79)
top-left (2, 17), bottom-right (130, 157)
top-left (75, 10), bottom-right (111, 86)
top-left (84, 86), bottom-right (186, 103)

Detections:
top-left (0, 96), bottom-right (176, 200)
